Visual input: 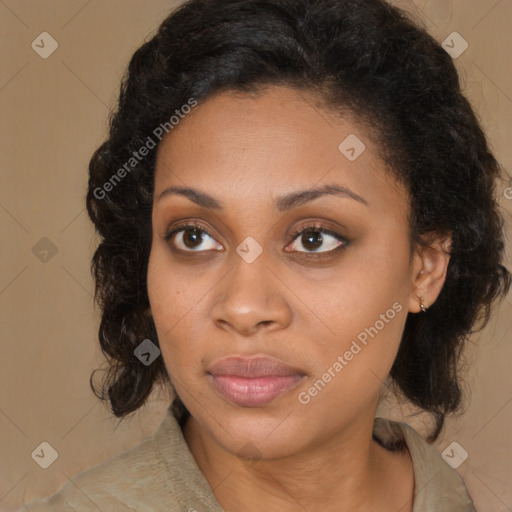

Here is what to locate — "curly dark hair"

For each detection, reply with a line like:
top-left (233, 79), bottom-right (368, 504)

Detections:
top-left (86, 0), bottom-right (510, 441)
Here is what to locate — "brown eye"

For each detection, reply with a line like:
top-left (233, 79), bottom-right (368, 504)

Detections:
top-left (165, 224), bottom-right (223, 252)
top-left (182, 227), bottom-right (205, 249)
top-left (301, 230), bottom-right (323, 251)
top-left (286, 226), bottom-right (347, 254)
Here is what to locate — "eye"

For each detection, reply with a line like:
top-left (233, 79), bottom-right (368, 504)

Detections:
top-left (285, 223), bottom-right (348, 254)
top-left (164, 221), bottom-right (348, 256)
top-left (164, 223), bottom-right (223, 252)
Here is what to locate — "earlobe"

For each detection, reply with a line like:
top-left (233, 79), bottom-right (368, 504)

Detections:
top-left (408, 233), bottom-right (452, 313)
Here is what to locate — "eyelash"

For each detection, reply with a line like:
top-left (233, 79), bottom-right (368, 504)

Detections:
top-left (286, 222), bottom-right (349, 257)
top-left (164, 221), bottom-right (349, 257)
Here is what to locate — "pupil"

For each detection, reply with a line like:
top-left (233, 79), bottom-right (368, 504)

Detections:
top-left (303, 230), bottom-right (322, 250)
top-left (184, 228), bottom-right (203, 248)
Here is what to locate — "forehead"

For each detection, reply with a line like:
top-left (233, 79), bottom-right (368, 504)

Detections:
top-left (154, 86), bottom-right (408, 216)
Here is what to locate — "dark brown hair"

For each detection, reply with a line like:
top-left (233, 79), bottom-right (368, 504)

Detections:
top-left (86, 0), bottom-right (511, 441)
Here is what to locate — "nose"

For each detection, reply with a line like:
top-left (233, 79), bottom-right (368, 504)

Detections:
top-left (210, 250), bottom-right (292, 337)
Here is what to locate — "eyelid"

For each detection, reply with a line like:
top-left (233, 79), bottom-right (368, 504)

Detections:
top-left (288, 221), bottom-right (344, 242)
top-left (163, 220), bottom-right (215, 242)
top-left (164, 220), bottom-right (224, 254)
top-left (285, 221), bottom-right (348, 253)
top-left (164, 220), bottom-right (349, 254)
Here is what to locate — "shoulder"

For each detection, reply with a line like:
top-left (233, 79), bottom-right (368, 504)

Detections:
top-left (21, 426), bottom-right (179, 511)
top-left (20, 407), bottom-right (224, 512)
top-left (373, 417), bottom-right (477, 512)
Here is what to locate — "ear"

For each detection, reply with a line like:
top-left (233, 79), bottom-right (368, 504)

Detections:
top-left (408, 232), bottom-right (452, 313)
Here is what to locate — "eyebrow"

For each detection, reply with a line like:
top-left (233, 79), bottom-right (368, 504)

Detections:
top-left (157, 183), bottom-right (368, 210)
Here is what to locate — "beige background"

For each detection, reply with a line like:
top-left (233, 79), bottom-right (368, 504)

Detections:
top-left (0, 1), bottom-right (511, 511)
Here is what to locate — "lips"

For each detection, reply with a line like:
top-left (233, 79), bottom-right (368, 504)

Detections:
top-left (207, 355), bottom-right (306, 407)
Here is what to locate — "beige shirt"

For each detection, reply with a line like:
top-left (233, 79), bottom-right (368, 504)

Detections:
top-left (21, 406), bottom-right (476, 511)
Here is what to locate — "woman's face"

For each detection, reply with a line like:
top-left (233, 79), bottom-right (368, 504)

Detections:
top-left (148, 85), bottom-right (419, 459)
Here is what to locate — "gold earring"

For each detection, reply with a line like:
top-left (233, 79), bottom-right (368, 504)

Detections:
top-left (418, 296), bottom-right (428, 313)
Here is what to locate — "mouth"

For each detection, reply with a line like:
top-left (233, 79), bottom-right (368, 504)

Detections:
top-left (207, 355), bottom-right (306, 407)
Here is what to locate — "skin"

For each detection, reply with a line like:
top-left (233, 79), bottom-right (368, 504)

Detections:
top-left (147, 85), bottom-right (451, 512)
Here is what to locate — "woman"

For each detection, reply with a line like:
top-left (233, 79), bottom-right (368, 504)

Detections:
top-left (22, 0), bottom-right (510, 510)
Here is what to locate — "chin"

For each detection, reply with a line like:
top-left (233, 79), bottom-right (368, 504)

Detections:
top-left (192, 399), bottom-right (311, 461)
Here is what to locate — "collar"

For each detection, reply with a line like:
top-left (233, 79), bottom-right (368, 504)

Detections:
top-left (153, 405), bottom-right (475, 511)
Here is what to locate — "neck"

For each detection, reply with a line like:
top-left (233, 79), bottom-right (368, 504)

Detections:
top-left (182, 411), bottom-right (413, 512)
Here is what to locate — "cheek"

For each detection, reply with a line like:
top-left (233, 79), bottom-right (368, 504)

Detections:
top-left (313, 230), bottom-right (409, 320)
top-left (298, 229), bottom-right (411, 380)
top-left (293, 293), bottom-right (407, 424)
top-left (147, 242), bottom-right (213, 326)
top-left (147, 250), bottom-right (199, 368)
top-left (147, 258), bottom-right (181, 333)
